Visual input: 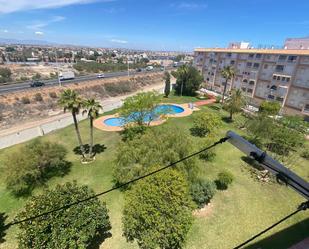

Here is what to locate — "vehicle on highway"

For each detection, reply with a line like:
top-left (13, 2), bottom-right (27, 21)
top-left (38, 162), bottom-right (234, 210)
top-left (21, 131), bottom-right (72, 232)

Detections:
top-left (97, 73), bottom-right (105, 78)
top-left (146, 66), bottom-right (154, 71)
top-left (59, 71), bottom-right (75, 81)
top-left (136, 68), bottom-right (142, 72)
top-left (30, 81), bottom-right (45, 87)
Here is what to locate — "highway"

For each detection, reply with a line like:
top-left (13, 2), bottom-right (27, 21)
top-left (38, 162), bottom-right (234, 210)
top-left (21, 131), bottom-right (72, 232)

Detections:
top-left (0, 68), bottom-right (164, 94)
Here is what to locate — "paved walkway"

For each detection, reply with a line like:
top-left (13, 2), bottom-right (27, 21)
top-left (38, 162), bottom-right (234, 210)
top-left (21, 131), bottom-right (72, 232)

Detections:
top-left (194, 98), bottom-right (216, 107)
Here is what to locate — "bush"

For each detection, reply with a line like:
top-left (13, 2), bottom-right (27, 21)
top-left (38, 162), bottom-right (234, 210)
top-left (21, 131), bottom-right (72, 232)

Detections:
top-left (191, 112), bottom-right (222, 137)
top-left (33, 93), bottom-right (43, 102)
top-left (259, 101), bottom-right (281, 116)
top-left (301, 150), bottom-right (309, 160)
top-left (121, 125), bottom-right (147, 141)
top-left (216, 171), bottom-right (234, 190)
top-left (49, 91), bottom-right (57, 98)
top-left (104, 82), bottom-right (135, 96)
top-left (198, 138), bottom-right (216, 161)
top-left (16, 182), bottom-right (111, 248)
top-left (21, 96), bottom-right (30, 104)
top-left (190, 178), bottom-right (216, 208)
top-left (123, 169), bottom-right (193, 249)
top-left (4, 140), bottom-right (70, 196)
top-left (215, 95), bottom-right (221, 103)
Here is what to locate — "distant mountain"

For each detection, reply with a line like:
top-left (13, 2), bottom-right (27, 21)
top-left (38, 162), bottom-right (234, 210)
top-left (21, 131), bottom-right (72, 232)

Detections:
top-left (0, 37), bottom-right (58, 46)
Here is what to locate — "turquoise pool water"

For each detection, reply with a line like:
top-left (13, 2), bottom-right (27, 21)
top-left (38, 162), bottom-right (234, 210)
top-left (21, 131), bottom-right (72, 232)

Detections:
top-left (104, 104), bottom-right (184, 127)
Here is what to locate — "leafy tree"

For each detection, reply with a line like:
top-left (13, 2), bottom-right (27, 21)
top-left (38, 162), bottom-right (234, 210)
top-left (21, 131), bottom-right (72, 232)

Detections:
top-left (259, 101), bottom-right (281, 116)
top-left (220, 66), bottom-right (236, 104)
top-left (190, 178), bottom-right (216, 208)
top-left (58, 89), bottom-right (86, 158)
top-left (16, 182), bottom-right (111, 249)
top-left (120, 91), bottom-right (160, 126)
top-left (83, 98), bottom-right (102, 158)
top-left (120, 125), bottom-right (147, 141)
top-left (191, 111), bottom-right (222, 137)
top-left (4, 140), bottom-right (69, 196)
top-left (172, 65), bottom-right (203, 96)
top-left (224, 89), bottom-right (246, 120)
top-left (0, 67), bottom-right (12, 83)
top-left (114, 127), bottom-right (198, 185)
top-left (175, 54), bottom-right (185, 62)
top-left (123, 169), bottom-right (193, 249)
top-left (216, 171), bottom-right (234, 190)
top-left (277, 115), bottom-right (309, 134)
top-left (164, 71), bottom-right (171, 97)
top-left (32, 73), bottom-right (41, 80)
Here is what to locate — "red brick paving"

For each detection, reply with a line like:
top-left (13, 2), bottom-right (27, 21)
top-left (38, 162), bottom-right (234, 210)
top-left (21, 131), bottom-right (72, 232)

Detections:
top-left (194, 98), bottom-right (216, 106)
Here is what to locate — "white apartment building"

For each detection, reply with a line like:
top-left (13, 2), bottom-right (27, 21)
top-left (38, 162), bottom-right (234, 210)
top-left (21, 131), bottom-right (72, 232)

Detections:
top-left (194, 48), bottom-right (309, 116)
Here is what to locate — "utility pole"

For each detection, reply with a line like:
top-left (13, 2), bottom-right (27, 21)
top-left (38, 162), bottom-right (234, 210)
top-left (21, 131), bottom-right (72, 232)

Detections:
top-left (55, 48), bottom-right (61, 87)
top-left (127, 56), bottom-right (130, 77)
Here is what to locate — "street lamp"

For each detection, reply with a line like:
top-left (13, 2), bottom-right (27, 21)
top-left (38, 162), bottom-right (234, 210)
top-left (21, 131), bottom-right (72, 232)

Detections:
top-left (55, 48), bottom-right (61, 87)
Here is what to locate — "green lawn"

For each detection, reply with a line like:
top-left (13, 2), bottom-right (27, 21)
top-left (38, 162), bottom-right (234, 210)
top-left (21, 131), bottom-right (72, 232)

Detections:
top-left (0, 94), bottom-right (308, 249)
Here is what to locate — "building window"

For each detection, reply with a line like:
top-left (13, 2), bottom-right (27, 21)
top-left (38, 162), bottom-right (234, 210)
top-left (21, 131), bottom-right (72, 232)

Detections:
top-left (278, 55), bottom-right (287, 61)
top-left (253, 63), bottom-right (260, 69)
top-left (286, 77), bottom-right (290, 82)
top-left (273, 75), bottom-right (277, 80)
top-left (227, 53), bottom-right (232, 57)
top-left (241, 87), bottom-right (246, 91)
top-left (248, 54), bottom-right (254, 58)
top-left (275, 65), bottom-right (284, 72)
top-left (249, 80), bottom-right (255, 85)
top-left (281, 77), bottom-right (286, 81)
top-left (265, 55), bottom-right (271, 60)
top-left (268, 95), bottom-right (275, 99)
top-left (270, 85), bottom-right (277, 90)
top-left (288, 56), bottom-right (297, 62)
top-left (246, 62), bottom-right (252, 67)
top-left (243, 79), bottom-right (248, 83)
top-left (276, 97), bottom-right (284, 102)
top-left (276, 76), bottom-right (280, 80)
top-left (264, 64), bottom-right (268, 69)
top-left (256, 54), bottom-right (262, 59)
top-left (247, 89), bottom-right (253, 93)
top-left (230, 60), bottom-right (235, 65)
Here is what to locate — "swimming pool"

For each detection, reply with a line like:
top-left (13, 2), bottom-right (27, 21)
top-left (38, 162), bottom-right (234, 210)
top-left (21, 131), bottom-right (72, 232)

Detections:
top-left (104, 104), bottom-right (185, 127)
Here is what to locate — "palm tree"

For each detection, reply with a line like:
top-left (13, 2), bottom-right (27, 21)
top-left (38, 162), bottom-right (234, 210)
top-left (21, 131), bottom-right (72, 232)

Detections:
top-left (220, 66), bottom-right (236, 104)
top-left (83, 98), bottom-right (102, 158)
top-left (58, 89), bottom-right (86, 158)
top-left (225, 89), bottom-right (246, 120)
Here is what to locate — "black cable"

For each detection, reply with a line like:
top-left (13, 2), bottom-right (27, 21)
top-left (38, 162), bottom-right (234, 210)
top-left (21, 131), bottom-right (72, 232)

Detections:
top-left (233, 201), bottom-right (309, 249)
top-left (4, 136), bottom-right (230, 229)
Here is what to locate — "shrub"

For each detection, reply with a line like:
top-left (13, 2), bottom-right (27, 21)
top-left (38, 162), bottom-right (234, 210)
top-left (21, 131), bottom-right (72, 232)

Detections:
top-left (191, 112), bottom-right (222, 137)
top-left (4, 140), bottom-right (70, 196)
top-left (33, 93), bottom-right (43, 102)
top-left (123, 169), bottom-right (193, 249)
top-left (16, 182), bottom-right (111, 248)
top-left (216, 171), bottom-right (234, 190)
top-left (198, 138), bottom-right (216, 161)
top-left (215, 95), bottom-right (221, 103)
top-left (121, 125), bottom-right (147, 141)
top-left (301, 150), bottom-right (309, 160)
top-left (190, 178), bottom-right (216, 208)
top-left (21, 96), bottom-right (30, 104)
top-left (49, 91), bottom-right (57, 98)
top-left (259, 101), bottom-right (281, 116)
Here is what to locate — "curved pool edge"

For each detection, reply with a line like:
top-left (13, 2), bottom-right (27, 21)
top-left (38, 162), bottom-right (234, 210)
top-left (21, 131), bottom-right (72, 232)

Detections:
top-left (94, 103), bottom-right (194, 132)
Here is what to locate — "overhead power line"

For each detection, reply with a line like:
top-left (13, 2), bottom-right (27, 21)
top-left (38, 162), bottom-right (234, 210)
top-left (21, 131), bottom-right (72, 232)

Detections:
top-left (4, 136), bottom-right (230, 229)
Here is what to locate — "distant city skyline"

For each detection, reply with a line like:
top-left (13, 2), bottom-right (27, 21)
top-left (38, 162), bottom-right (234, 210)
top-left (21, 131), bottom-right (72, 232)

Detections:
top-left (1, 0), bottom-right (309, 51)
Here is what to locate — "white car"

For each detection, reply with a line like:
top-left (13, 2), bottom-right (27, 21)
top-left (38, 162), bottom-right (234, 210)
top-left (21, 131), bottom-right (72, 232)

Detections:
top-left (97, 73), bottom-right (105, 78)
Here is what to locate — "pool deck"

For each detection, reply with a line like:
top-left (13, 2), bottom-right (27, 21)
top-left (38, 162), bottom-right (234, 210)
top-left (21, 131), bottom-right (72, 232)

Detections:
top-left (94, 103), bottom-right (196, 132)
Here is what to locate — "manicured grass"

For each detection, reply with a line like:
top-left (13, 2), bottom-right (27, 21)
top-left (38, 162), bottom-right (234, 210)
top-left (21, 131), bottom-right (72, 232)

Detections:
top-left (0, 94), bottom-right (308, 249)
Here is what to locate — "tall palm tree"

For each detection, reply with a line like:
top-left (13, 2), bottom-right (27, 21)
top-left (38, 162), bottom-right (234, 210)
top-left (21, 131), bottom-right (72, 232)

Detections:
top-left (225, 89), bottom-right (246, 120)
top-left (58, 89), bottom-right (86, 158)
top-left (83, 98), bottom-right (102, 158)
top-left (220, 66), bottom-right (236, 104)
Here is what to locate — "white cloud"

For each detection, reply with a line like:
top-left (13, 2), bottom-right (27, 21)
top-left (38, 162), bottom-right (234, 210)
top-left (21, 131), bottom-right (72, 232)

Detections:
top-left (110, 39), bottom-right (128, 44)
top-left (2, 29), bottom-right (8, 33)
top-left (27, 15), bottom-right (66, 30)
top-left (171, 2), bottom-right (208, 10)
top-left (0, 0), bottom-right (115, 14)
top-left (35, 31), bottom-right (44, 36)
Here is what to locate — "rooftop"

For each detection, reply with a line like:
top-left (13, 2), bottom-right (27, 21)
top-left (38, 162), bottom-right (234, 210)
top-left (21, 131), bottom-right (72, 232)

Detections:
top-left (194, 48), bottom-right (309, 55)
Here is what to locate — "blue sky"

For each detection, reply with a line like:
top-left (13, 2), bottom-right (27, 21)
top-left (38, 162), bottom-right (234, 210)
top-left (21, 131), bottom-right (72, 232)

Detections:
top-left (0, 0), bottom-right (309, 51)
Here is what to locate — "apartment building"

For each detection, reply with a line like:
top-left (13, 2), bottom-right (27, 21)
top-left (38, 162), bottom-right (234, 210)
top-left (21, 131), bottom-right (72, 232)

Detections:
top-left (194, 48), bottom-right (309, 116)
